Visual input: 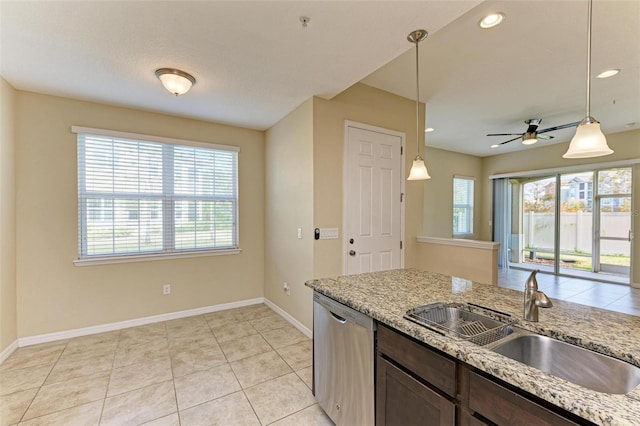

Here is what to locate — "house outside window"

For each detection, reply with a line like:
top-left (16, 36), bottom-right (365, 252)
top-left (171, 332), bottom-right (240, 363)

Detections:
top-left (453, 176), bottom-right (474, 236)
top-left (74, 127), bottom-right (239, 262)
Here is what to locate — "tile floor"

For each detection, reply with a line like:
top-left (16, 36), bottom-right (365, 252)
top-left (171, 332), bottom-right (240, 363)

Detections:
top-left (0, 304), bottom-right (334, 426)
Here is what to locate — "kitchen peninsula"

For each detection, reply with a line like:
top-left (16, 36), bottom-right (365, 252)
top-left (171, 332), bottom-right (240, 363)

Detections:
top-left (306, 269), bottom-right (640, 426)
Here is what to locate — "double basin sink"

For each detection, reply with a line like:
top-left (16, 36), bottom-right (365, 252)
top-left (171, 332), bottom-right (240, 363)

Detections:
top-left (405, 303), bottom-right (640, 395)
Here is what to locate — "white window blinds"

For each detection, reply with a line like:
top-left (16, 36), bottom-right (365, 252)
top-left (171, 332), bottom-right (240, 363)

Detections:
top-left (75, 128), bottom-right (239, 259)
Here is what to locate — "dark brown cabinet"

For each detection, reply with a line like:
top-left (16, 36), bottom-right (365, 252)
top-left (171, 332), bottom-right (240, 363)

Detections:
top-left (377, 355), bottom-right (456, 426)
top-left (376, 323), bottom-right (591, 426)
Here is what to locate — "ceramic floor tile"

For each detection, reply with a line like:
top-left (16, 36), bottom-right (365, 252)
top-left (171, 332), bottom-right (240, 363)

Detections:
top-left (260, 326), bottom-right (308, 349)
top-left (203, 310), bottom-right (241, 328)
top-left (219, 334), bottom-right (272, 362)
top-left (211, 321), bottom-right (258, 343)
top-left (295, 366), bottom-right (313, 389)
top-left (168, 330), bottom-right (217, 348)
top-left (107, 358), bottom-right (173, 397)
top-left (0, 388), bottom-right (38, 426)
top-left (230, 351), bottom-right (292, 389)
top-left (603, 303), bottom-right (640, 316)
top-left (276, 340), bottom-right (312, 371)
top-left (118, 323), bottom-right (167, 348)
top-left (17, 400), bottom-right (103, 426)
top-left (45, 352), bottom-right (114, 385)
top-left (165, 316), bottom-right (211, 338)
top-left (243, 372), bottom-right (316, 425)
top-left (113, 339), bottom-right (169, 368)
top-left (249, 313), bottom-right (290, 333)
top-left (0, 343), bottom-right (65, 373)
top-left (232, 304), bottom-right (275, 321)
top-left (270, 404), bottom-right (334, 426)
top-left (140, 412), bottom-right (180, 426)
top-left (22, 371), bottom-right (109, 421)
top-left (169, 339), bottom-right (226, 378)
top-left (178, 391), bottom-right (260, 426)
top-left (59, 340), bottom-right (118, 364)
top-left (100, 380), bottom-right (177, 426)
top-left (0, 364), bottom-right (52, 396)
top-left (174, 363), bottom-right (240, 410)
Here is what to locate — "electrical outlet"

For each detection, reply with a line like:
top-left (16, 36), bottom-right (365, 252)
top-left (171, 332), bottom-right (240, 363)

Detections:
top-left (283, 282), bottom-right (291, 296)
top-left (163, 284), bottom-right (171, 295)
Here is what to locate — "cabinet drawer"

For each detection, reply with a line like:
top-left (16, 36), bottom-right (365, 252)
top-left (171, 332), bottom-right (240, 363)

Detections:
top-left (468, 371), bottom-right (579, 426)
top-left (377, 355), bottom-right (455, 426)
top-left (377, 324), bottom-right (456, 397)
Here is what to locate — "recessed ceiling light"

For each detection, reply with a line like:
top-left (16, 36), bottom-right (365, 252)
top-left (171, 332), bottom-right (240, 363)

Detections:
top-left (425, 127), bottom-right (435, 133)
top-left (490, 144), bottom-right (499, 149)
top-left (597, 69), bottom-right (620, 79)
top-left (479, 13), bottom-right (505, 29)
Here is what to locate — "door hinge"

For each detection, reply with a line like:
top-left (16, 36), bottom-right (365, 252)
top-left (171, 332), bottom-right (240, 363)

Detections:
top-left (400, 240), bottom-right (403, 249)
top-left (400, 193), bottom-right (404, 202)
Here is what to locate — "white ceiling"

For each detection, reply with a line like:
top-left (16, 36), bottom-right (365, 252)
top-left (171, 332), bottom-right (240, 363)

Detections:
top-left (1, 1), bottom-right (638, 157)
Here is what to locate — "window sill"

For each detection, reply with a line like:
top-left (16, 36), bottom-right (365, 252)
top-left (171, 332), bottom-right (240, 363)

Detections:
top-left (73, 248), bottom-right (242, 266)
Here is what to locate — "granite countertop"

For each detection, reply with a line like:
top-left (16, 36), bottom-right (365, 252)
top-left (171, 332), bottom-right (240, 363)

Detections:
top-left (305, 268), bottom-right (640, 426)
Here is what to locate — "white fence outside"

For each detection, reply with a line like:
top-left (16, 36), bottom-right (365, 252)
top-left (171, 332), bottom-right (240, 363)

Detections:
top-left (523, 211), bottom-right (631, 256)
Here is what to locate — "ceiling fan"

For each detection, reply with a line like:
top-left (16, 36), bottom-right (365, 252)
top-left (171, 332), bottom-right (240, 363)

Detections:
top-left (487, 119), bottom-right (581, 146)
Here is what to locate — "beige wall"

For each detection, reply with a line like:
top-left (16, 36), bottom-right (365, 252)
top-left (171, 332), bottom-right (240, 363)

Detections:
top-left (1, 78), bottom-right (17, 352)
top-left (15, 91), bottom-right (265, 337)
top-left (265, 99), bottom-right (315, 329)
top-left (480, 129), bottom-right (640, 284)
top-left (422, 147), bottom-right (482, 238)
top-left (313, 83), bottom-right (425, 275)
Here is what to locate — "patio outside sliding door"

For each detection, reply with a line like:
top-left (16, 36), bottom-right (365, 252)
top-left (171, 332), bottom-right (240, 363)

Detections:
top-left (522, 176), bottom-right (557, 273)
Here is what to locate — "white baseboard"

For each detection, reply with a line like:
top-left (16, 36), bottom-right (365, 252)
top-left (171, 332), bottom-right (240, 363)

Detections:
top-left (0, 340), bottom-right (18, 365)
top-left (264, 298), bottom-right (312, 338)
top-left (18, 297), bottom-right (265, 347)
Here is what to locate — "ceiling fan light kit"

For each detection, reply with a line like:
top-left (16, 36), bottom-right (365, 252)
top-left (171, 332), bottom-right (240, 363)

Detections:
top-left (407, 29), bottom-right (431, 181)
top-left (155, 68), bottom-right (196, 96)
top-left (563, 0), bottom-right (613, 159)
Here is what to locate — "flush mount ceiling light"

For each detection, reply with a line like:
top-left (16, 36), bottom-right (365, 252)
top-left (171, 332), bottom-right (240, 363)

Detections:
top-left (563, 0), bottom-right (614, 159)
top-left (597, 69), bottom-right (620, 79)
top-left (479, 13), bottom-right (505, 29)
top-left (155, 68), bottom-right (196, 96)
top-left (406, 29), bottom-right (431, 181)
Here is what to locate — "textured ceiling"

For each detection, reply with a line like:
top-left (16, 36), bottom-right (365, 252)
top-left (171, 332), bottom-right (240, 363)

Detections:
top-left (0, 0), bottom-right (478, 130)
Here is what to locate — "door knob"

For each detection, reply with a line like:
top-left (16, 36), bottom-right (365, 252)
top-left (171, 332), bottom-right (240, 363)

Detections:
top-left (349, 250), bottom-right (356, 256)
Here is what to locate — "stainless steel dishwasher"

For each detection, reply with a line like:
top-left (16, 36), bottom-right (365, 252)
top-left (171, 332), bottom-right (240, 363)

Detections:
top-left (313, 292), bottom-right (375, 426)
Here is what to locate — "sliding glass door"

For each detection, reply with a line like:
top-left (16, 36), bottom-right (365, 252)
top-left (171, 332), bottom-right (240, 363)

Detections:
top-left (522, 176), bottom-right (557, 272)
top-left (506, 167), bottom-right (632, 284)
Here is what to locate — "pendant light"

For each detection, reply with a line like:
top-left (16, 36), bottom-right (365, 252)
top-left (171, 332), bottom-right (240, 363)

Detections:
top-left (407, 29), bottom-right (431, 181)
top-left (563, 0), bottom-right (613, 159)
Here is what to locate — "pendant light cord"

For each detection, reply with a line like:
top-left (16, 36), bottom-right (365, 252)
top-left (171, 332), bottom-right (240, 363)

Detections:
top-left (415, 38), bottom-right (421, 158)
top-left (585, 0), bottom-right (593, 118)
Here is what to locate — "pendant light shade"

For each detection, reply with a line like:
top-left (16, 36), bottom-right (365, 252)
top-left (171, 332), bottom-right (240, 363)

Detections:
top-left (563, 117), bottom-right (613, 158)
top-left (407, 29), bottom-right (431, 181)
top-left (563, 0), bottom-right (613, 159)
top-left (155, 68), bottom-right (196, 96)
top-left (407, 155), bottom-right (431, 180)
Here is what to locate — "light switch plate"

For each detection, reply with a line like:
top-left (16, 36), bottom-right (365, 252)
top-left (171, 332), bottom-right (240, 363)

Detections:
top-left (318, 228), bottom-right (339, 239)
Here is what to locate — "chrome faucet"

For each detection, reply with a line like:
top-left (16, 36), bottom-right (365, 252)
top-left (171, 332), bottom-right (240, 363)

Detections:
top-left (523, 270), bottom-right (552, 321)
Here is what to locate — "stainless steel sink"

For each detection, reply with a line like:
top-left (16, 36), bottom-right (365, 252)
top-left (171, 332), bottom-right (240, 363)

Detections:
top-left (491, 333), bottom-right (640, 394)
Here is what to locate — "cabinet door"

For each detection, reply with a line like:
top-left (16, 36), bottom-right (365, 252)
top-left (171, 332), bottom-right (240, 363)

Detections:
top-left (377, 355), bottom-right (455, 426)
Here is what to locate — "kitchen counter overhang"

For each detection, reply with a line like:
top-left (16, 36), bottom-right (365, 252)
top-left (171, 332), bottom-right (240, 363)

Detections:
top-left (306, 268), bottom-right (640, 426)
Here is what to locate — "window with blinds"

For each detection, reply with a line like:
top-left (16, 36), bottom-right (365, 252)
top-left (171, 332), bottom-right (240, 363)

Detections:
top-left (75, 128), bottom-right (239, 260)
top-left (453, 176), bottom-right (474, 235)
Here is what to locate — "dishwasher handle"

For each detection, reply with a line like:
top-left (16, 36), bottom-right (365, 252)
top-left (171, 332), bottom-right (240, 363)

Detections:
top-left (330, 311), bottom-right (347, 324)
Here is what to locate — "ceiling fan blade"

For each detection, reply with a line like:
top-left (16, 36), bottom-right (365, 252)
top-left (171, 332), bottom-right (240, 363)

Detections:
top-left (487, 133), bottom-right (524, 137)
top-left (537, 134), bottom-right (554, 140)
top-left (538, 121), bottom-right (581, 134)
top-left (499, 136), bottom-right (522, 145)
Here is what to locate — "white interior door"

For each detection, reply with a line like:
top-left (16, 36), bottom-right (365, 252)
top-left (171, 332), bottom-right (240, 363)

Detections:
top-left (344, 123), bottom-right (403, 275)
